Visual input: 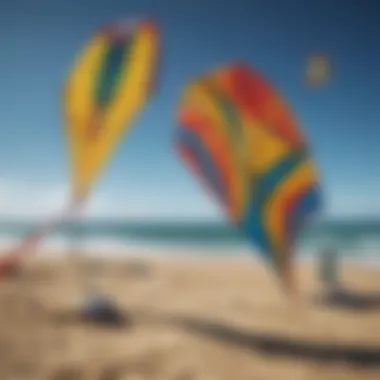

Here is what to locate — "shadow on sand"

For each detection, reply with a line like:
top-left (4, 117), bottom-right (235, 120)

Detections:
top-left (164, 314), bottom-right (380, 367)
top-left (316, 287), bottom-right (380, 311)
top-left (54, 308), bottom-right (380, 367)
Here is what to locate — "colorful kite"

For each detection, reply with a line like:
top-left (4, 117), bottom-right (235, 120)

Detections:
top-left (0, 18), bottom-right (160, 276)
top-left (63, 18), bottom-right (160, 202)
top-left (175, 63), bottom-right (321, 292)
top-left (306, 54), bottom-right (331, 88)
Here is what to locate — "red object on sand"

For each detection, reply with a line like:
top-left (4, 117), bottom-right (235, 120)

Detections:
top-left (0, 256), bottom-right (20, 278)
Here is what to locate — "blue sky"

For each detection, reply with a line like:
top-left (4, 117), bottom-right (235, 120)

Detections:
top-left (0, 0), bottom-right (379, 219)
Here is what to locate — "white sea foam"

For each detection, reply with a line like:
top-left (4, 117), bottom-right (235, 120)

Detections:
top-left (0, 232), bottom-right (378, 267)
top-left (0, 234), bottom-right (251, 259)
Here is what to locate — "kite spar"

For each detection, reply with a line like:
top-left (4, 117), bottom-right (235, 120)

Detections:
top-left (175, 63), bottom-right (322, 294)
top-left (0, 18), bottom-right (160, 275)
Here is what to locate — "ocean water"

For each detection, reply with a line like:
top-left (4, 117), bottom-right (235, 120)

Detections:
top-left (0, 219), bottom-right (379, 262)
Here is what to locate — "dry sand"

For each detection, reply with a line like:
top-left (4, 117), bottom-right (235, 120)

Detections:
top-left (0, 255), bottom-right (379, 380)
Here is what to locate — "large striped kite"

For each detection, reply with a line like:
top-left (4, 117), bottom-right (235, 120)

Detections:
top-left (175, 63), bottom-right (321, 292)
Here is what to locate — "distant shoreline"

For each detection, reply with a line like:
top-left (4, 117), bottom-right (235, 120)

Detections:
top-left (1, 243), bottom-right (379, 268)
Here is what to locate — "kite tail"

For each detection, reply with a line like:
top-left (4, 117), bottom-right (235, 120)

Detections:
top-left (0, 195), bottom-right (85, 278)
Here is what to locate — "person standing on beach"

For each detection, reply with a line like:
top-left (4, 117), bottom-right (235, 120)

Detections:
top-left (319, 248), bottom-right (339, 293)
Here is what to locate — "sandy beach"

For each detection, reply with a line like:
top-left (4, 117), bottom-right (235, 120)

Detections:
top-left (0, 255), bottom-right (379, 380)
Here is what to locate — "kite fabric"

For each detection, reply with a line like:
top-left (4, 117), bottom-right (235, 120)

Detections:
top-left (175, 63), bottom-right (321, 290)
top-left (63, 18), bottom-right (160, 200)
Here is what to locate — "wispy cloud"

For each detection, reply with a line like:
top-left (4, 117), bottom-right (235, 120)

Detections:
top-left (1, 178), bottom-right (377, 222)
top-left (0, 178), bottom-right (222, 221)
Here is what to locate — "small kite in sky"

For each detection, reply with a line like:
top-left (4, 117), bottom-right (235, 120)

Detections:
top-left (306, 54), bottom-right (331, 88)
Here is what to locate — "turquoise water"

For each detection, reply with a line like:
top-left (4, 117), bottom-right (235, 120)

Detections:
top-left (0, 219), bottom-right (379, 259)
